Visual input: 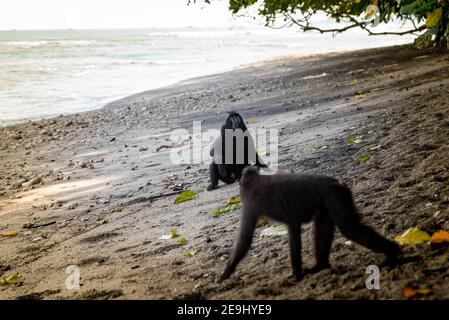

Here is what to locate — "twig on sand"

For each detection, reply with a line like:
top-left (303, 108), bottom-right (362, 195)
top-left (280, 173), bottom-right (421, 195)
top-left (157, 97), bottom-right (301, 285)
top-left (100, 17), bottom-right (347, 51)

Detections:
top-left (126, 190), bottom-right (184, 206)
top-left (23, 221), bottom-right (56, 229)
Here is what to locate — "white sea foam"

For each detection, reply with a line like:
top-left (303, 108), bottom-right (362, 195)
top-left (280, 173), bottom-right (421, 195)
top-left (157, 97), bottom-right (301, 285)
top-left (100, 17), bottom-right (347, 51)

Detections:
top-left (0, 26), bottom-right (416, 126)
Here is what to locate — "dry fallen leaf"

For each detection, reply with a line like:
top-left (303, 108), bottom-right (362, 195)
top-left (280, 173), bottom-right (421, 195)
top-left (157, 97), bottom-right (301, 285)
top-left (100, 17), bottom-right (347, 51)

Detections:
top-left (256, 216), bottom-right (268, 228)
top-left (177, 237), bottom-right (187, 245)
top-left (260, 224), bottom-right (288, 238)
top-left (395, 227), bottom-right (431, 245)
top-left (0, 231), bottom-right (18, 237)
top-left (0, 273), bottom-right (22, 286)
top-left (403, 287), bottom-right (432, 299)
top-left (430, 230), bottom-right (449, 246)
top-left (160, 229), bottom-right (178, 240)
top-left (184, 249), bottom-right (198, 257)
top-left (109, 207), bottom-right (123, 213)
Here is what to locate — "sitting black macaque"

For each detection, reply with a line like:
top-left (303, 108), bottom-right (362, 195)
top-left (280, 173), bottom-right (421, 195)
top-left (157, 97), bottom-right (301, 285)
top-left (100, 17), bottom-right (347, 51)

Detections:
top-left (220, 166), bottom-right (400, 282)
top-left (207, 112), bottom-right (267, 191)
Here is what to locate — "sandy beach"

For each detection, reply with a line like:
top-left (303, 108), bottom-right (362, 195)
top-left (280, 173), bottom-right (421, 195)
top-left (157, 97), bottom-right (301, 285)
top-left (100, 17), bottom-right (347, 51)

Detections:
top-left (1, 44), bottom-right (449, 299)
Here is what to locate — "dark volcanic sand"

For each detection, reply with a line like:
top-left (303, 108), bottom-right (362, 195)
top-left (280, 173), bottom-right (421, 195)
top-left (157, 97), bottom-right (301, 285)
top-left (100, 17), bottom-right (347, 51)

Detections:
top-left (1, 44), bottom-right (449, 299)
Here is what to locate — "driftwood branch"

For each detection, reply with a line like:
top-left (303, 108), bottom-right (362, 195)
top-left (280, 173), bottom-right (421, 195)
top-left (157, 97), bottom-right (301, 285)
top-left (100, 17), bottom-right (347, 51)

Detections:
top-left (126, 190), bottom-right (184, 206)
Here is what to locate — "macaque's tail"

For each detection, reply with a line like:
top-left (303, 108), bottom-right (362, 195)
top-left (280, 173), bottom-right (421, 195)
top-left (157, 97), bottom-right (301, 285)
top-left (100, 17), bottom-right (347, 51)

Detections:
top-left (325, 179), bottom-right (401, 257)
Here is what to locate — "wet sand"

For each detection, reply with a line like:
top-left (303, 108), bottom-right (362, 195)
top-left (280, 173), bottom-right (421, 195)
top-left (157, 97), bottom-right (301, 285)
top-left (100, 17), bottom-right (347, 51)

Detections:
top-left (1, 44), bottom-right (449, 299)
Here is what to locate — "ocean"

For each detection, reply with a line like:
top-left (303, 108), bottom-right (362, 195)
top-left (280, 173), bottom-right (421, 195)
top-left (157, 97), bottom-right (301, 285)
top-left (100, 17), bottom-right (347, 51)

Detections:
top-left (0, 27), bottom-right (415, 126)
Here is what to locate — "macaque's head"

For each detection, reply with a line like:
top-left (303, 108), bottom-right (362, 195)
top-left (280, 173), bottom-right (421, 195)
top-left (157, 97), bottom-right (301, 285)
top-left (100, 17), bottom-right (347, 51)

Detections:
top-left (225, 111), bottom-right (247, 131)
top-left (241, 165), bottom-right (260, 181)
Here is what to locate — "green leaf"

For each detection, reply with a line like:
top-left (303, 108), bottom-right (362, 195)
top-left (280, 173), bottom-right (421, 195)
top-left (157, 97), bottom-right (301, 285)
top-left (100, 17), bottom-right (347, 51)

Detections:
top-left (212, 203), bottom-right (240, 215)
top-left (0, 273), bottom-right (22, 286)
top-left (400, 1), bottom-right (420, 15)
top-left (160, 229), bottom-right (178, 240)
top-left (358, 155), bottom-right (371, 163)
top-left (225, 197), bottom-right (241, 205)
top-left (174, 190), bottom-right (197, 204)
top-left (426, 7), bottom-right (442, 28)
top-left (395, 227), bottom-right (431, 245)
top-left (177, 237), bottom-right (187, 245)
top-left (260, 224), bottom-right (288, 238)
top-left (184, 249), bottom-right (198, 257)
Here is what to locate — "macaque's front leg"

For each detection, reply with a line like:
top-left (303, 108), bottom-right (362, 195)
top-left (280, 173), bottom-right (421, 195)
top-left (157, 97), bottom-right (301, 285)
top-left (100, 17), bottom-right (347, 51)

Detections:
top-left (288, 224), bottom-right (302, 281)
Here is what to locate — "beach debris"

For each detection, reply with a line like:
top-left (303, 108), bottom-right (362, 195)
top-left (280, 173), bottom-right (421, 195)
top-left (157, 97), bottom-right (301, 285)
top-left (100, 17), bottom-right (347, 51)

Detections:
top-left (366, 145), bottom-right (381, 152)
top-left (430, 230), bottom-right (449, 247)
top-left (256, 216), bottom-right (268, 228)
top-left (260, 224), bottom-right (288, 238)
top-left (348, 130), bottom-right (375, 146)
top-left (174, 190), bottom-right (197, 204)
top-left (348, 136), bottom-right (363, 145)
top-left (172, 183), bottom-right (186, 191)
top-left (177, 237), bottom-right (187, 245)
top-left (110, 137), bottom-right (116, 142)
top-left (0, 231), bottom-right (18, 237)
top-left (403, 287), bottom-right (432, 299)
top-left (247, 117), bottom-right (257, 124)
top-left (302, 72), bottom-right (327, 80)
top-left (160, 229), bottom-right (178, 240)
top-left (0, 273), bottom-right (22, 286)
top-left (23, 221), bottom-right (56, 229)
top-left (225, 197), bottom-right (240, 205)
top-left (313, 145), bottom-right (328, 151)
top-left (156, 144), bottom-right (174, 152)
top-left (212, 197), bottom-right (241, 215)
top-left (109, 207), bottom-right (123, 214)
top-left (184, 249), bottom-right (198, 257)
top-left (394, 227), bottom-right (431, 246)
top-left (126, 190), bottom-right (183, 206)
top-left (358, 155), bottom-right (371, 163)
top-left (29, 177), bottom-right (43, 186)
top-left (212, 203), bottom-right (240, 215)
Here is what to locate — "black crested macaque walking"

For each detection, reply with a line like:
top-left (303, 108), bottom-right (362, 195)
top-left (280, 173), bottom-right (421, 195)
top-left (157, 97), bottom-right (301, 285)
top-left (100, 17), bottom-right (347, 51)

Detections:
top-left (220, 166), bottom-right (400, 282)
top-left (207, 112), bottom-right (267, 191)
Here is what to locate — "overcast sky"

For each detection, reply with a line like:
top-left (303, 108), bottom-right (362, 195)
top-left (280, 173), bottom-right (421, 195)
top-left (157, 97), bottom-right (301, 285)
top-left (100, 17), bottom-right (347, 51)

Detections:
top-left (0, 0), bottom-right (244, 30)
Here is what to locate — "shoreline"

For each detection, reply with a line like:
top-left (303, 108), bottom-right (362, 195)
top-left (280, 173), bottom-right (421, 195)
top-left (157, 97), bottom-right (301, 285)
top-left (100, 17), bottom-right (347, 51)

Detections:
top-left (1, 44), bottom-right (449, 299)
top-left (2, 43), bottom-right (412, 128)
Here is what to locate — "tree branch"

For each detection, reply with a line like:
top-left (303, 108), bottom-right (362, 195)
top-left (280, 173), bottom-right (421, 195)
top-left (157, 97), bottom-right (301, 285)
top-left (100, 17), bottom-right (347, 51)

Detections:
top-left (283, 13), bottom-right (426, 37)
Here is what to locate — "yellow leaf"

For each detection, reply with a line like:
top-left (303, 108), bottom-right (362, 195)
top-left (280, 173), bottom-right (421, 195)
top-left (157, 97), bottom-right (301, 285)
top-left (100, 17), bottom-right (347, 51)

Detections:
top-left (260, 224), bottom-right (288, 238)
top-left (0, 231), bottom-right (18, 237)
top-left (394, 227), bottom-right (430, 245)
top-left (174, 190), bottom-right (197, 204)
top-left (430, 230), bottom-right (449, 245)
top-left (184, 249), bottom-right (198, 257)
top-left (160, 229), bottom-right (178, 240)
top-left (0, 273), bottom-right (22, 286)
top-left (426, 8), bottom-right (442, 28)
top-left (177, 237), bottom-right (187, 245)
top-left (256, 216), bottom-right (268, 228)
top-left (403, 287), bottom-right (432, 299)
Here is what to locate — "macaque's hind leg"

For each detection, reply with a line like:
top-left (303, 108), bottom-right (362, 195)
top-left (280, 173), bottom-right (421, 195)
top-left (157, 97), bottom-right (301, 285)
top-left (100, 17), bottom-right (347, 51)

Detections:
top-left (220, 207), bottom-right (257, 281)
top-left (207, 162), bottom-right (219, 191)
top-left (288, 224), bottom-right (302, 281)
top-left (310, 211), bottom-right (334, 273)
